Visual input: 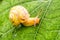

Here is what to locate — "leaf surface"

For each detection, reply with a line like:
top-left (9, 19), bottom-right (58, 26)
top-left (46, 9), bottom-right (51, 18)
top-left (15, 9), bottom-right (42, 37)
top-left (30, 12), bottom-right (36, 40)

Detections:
top-left (0, 0), bottom-right (60, 40)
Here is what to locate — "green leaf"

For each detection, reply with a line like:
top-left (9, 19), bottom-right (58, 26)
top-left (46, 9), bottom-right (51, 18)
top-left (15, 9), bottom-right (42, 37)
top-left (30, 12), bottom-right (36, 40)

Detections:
top-left (0, 0), bottom-right (60, 40)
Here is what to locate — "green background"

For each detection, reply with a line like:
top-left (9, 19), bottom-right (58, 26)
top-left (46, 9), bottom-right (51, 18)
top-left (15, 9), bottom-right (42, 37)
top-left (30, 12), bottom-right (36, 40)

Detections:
top-left (0, 0), bottom-right (60, 40)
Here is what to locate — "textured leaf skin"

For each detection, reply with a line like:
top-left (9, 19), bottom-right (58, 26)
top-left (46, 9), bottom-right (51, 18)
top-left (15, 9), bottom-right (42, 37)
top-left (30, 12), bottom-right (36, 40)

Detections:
top-left (0, 0), bottom-right (60, 40)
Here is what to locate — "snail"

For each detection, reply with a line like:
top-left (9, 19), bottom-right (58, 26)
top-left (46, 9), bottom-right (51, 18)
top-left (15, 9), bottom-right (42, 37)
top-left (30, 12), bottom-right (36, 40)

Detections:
top-left (9, 5), bottom-right (40, 26)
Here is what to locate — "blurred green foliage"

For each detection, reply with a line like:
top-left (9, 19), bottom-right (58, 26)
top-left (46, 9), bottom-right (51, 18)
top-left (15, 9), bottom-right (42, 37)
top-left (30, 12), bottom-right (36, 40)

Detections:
top-left (0, 0), bottom-right (60, 40)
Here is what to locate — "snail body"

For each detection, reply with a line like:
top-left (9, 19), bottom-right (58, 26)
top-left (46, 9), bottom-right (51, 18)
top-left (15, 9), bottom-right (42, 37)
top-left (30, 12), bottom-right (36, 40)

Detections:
top-left (23, 17), bottom-right (40, 26)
